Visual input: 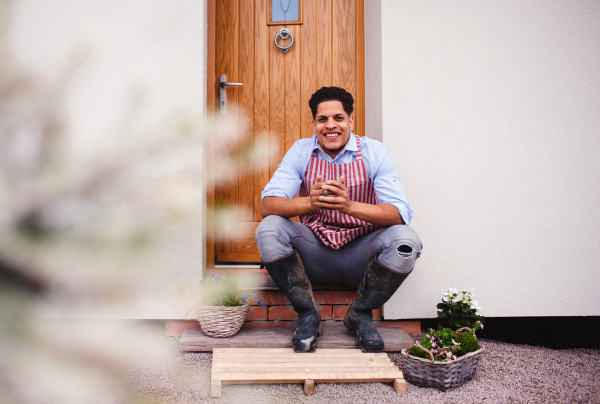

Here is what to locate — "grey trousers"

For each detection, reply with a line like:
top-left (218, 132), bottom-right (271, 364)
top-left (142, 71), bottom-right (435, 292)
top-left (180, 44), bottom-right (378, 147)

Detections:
top-left (254, 215), bottom-right (422, 289)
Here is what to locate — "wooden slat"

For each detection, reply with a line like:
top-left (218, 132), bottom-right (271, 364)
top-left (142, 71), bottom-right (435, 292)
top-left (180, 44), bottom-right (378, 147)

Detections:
top-left (355, 0), bottom-right (365, 137)
top-left (253, 0), bottom-right (270, 221)
top-left (316, 0), bottom-right (332, 88)
top-left (214, 366), bottom-right (396, 373)
top-left (214, 348), bottom-right (363, 354)
top-left (216, 222), bottom-right (261, 263)
top-left (213, 372), bottom-right (401, 383)
top-left (301, 0), bottom-right (317, 138)
top-left (213, 362), bottom-right (396, 368)
top-left (215, 0), bottom-right (240, 255)
top-left (269, 25), bottom-right (286, 177)
top-left (238, 0), bottom-right (254, 221)
top-left (214, 356), bottom-right (391, 363)
top-left (285, 24), bottom-right (301, 152)
top-left (332, 0), bottom-right (356, 100)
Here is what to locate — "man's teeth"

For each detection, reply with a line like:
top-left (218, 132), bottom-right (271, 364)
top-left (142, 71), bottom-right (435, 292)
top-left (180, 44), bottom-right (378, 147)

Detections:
top-left (326, 133), bottom-right (339, 137)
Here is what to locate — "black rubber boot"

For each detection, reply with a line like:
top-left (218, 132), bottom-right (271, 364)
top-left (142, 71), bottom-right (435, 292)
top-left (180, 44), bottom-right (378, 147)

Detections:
top-left (343, 257), bottom-right (410, 353)
top-left (263, 250), bottom-right (322, 353)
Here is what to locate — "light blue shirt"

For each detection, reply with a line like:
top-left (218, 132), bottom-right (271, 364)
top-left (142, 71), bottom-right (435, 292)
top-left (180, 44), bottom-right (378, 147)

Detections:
top-left (261, 134), bottom-right (414, 224)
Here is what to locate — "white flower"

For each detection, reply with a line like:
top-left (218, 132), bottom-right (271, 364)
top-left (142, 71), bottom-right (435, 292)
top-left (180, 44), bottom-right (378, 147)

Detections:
top-left (442, 297), bottom-right (449, 302)
top-left (476, 306), bottom-right (482, 311)
top-left (470, 304), bottom-right (476, 310)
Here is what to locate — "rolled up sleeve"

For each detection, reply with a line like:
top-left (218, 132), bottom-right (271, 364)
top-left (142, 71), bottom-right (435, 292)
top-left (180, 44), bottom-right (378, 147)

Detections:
top-left (261, 143), bottom-right (304, 200)
top-left (371, 149), bottom-right (414, 225)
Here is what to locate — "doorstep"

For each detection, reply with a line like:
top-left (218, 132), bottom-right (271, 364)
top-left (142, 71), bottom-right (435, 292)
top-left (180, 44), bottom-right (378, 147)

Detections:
top-left (167, 319), bottom-right (421, 336)
top-left (179, 326), bottom-right (413, 352)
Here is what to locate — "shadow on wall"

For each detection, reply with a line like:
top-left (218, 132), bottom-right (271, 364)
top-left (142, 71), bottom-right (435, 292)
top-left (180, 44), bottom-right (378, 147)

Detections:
top-left (420, 317), bottom-right (600, 349)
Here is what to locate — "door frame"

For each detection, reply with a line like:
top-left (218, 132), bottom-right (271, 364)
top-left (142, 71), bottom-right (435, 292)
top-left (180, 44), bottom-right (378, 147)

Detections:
top-left (205, 0), bottom-right (365, 275)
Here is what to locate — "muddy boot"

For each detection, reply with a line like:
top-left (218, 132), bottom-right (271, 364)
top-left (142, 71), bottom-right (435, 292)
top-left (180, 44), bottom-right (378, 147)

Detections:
top-left (343, 257), bottom-right (410, 353)
top-left (263, 250), bottom-right (322, 353)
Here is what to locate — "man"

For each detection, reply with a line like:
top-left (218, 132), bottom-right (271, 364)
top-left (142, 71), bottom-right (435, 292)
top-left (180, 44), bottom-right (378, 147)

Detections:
top-left (255, 86), bottom-right (422, 353)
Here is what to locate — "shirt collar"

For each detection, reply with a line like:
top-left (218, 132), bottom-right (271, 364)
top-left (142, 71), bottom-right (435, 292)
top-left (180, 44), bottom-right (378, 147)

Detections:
top-left (312, 132), bottom-right (357, 159)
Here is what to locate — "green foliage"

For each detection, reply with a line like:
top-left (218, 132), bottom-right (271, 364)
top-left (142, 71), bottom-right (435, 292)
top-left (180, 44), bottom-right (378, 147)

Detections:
top-left (195, 273), bottom-right (265, 308)
top-left (200, 274), bottom-right (245, 306)
top-left (408, 327), bottom-right (480, 362)
top-left (455, 329), bottom-right (480, 356)
top-left (437, 288), bottom-right (485, 330)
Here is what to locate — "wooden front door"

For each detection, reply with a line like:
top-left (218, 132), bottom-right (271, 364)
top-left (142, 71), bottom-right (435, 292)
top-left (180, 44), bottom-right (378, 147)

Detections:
top-left (208, 0), bottom-right (364, 265)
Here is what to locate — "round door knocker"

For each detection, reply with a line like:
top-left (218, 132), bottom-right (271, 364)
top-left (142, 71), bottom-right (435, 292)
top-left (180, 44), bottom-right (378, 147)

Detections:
top-left (274, 28), bottom-right (294, 54)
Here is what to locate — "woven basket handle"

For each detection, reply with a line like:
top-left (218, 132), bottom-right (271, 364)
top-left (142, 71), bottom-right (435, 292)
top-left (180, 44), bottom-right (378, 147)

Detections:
top-left (403, 341), bottom-right (435, 364)
top-left (455, 326), bottom-right (476, 337)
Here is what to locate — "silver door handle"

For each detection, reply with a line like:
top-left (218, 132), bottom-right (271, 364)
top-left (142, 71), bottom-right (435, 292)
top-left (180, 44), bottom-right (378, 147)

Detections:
top-left (220, 81), bottom-right (243, 87)
top-left (219, 75), bottom-right (243, 115)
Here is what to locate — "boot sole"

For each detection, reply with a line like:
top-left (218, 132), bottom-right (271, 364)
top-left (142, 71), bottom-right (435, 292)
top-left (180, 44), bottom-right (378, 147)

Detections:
top-left (292, 322), bottom-right (323, 353)
top-left (357, 340), bottom-right (384, 353)
top-left (345, 317), bottom-right (385, 353)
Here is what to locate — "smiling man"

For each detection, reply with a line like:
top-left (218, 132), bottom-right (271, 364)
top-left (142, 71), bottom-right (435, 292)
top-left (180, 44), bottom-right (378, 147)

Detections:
top-left (255, 86), bottom-right (422, 353)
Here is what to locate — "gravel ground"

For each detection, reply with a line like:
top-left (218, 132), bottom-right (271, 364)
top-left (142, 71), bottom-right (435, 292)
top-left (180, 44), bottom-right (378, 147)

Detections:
top-left (123, 331), bottom-right (600, 404)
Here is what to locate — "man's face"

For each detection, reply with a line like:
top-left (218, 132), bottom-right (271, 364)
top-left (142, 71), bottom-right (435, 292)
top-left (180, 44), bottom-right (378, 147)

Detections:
top-left (312, 100), bottom-right (354, 159)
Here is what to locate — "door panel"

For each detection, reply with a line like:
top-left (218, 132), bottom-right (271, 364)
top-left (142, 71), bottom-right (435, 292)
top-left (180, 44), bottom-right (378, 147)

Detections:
top-left (213, 0), bottom-right (364, 264)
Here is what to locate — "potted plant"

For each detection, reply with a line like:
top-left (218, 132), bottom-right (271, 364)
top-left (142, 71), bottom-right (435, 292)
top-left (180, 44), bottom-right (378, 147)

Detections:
top-left (401, 287), bottom-right (486, 391)
top-left (191, 272), bottom-right (265, 337)
top-left (402, 323), bottom-right (484, 391)
top-left (436, 288), bottom-right (485, 330)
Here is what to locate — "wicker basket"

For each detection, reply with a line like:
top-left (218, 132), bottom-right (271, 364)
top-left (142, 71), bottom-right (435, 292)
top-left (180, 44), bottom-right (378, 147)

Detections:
top-left (196, 302), bottom-right (250, 337)
top-left (401, 328), bottom-right (484, 391)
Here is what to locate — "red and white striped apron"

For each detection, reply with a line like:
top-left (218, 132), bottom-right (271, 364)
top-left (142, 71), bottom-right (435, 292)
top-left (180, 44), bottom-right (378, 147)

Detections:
top-left (299, 135), bottom-right (381, 249)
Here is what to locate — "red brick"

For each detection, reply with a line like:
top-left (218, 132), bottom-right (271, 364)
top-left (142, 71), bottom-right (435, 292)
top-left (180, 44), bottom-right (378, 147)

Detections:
top-left (268, 305), bottom-right (333, 320)
top-left (319, 305), bottom-right (333, 320)
top-left (313, 291), bottom-right (357, 305)
top-left (165, 320), bottom-right (200, 337)
top-left (333, 305), bottom-right (350, 320)
top-left (246, 306), bottom-right (267, 321)
top-left (382, 320), bottom-right (421, 334)
top-left (268, 305), bottom-right (297, 320)
top-left (249, 291), bottom-right (289, 306)
top-left (333, 306), bottom-right (380, 320)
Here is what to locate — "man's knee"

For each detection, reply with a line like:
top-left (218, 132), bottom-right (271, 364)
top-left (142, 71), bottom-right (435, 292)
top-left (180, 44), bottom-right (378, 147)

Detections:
top-left (377, 225), bottom-right (422, 274)
top-left (255, 215), bottom-right (292, 236)
top-left (254, 215), bottom-right (296, 263)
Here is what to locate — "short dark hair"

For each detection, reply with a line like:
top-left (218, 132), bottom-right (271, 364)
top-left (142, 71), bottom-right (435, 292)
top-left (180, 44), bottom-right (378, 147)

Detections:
top-left (308, 86), bottom-right (354, 119)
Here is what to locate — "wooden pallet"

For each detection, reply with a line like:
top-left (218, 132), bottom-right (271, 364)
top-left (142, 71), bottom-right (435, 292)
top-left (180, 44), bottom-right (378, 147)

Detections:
top-left (210, 348), bottom-right (406, 397)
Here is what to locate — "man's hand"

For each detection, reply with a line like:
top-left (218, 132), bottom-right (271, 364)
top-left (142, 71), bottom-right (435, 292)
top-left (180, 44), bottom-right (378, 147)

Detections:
top-left (318, 175), bottom-right (404, 226)
top-left (309, 175), bottom-right (327, 210)
top-left (320, 176), bottom-right (352, 213)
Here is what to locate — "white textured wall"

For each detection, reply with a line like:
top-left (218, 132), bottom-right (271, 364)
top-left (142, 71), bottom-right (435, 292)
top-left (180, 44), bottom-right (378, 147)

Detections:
top-left (9, 0), bottom-right (206, 319)
top-left (373, 1), bottom-right (600, 318)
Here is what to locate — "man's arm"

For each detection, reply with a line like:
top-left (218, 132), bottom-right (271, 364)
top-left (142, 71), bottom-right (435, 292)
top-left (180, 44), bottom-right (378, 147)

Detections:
top-left (262, 175), bottom-right (328, 218)
top-left (261, 196), bottom-right (314, 218)
top-left (319, 177), bottom-right (405, 226)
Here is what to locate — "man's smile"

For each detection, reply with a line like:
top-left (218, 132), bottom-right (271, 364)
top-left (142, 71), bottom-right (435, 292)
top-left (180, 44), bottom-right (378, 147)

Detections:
top-left (312, 100), bottom-right (354, 159)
